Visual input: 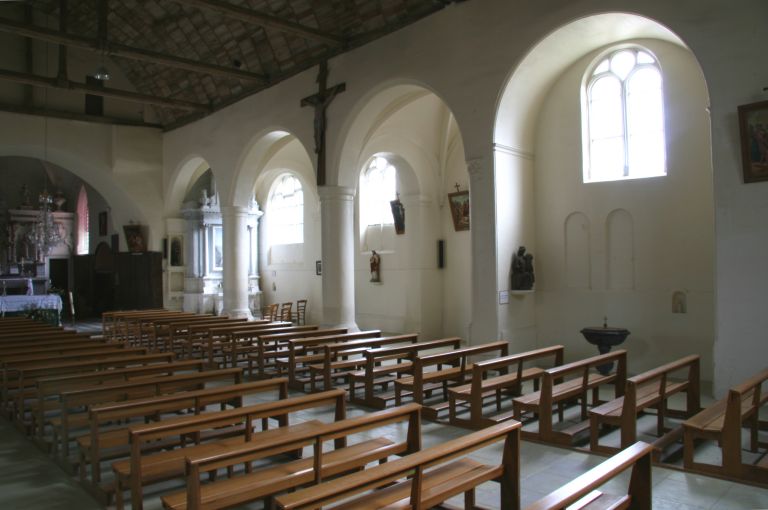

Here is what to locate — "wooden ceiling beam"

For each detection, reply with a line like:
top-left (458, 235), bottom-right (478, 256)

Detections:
top-left (172, 0), bottom-right (344, 46)
top-left (0, 102), bottom-right (162, 128)
top-left (0, 16), bottom-right (268, 83)
top-left (0, 68), bottom-right (209, 112)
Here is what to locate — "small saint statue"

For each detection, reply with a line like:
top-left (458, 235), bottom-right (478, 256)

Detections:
top-left (370, 250), bottom-right (381, 283)
top-left (510, 245), bottom-right (534, 290)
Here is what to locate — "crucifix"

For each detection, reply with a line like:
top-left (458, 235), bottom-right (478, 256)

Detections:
top-left (301, 61), bottom-right (346, 186)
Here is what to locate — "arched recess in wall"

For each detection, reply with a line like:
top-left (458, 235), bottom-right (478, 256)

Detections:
top-left (165, 155), bottom-right (212, 215)
top-left (0, 156), bottom-right (112, 255)
top-left (336, 83), bottom-right (470, 339)
top-left (606, 209), bottom-right (635, 290)
top-left (497, 12), bottom-right (716, 380)
top-left (238, 130), bottom-right (320, 323)
top-left (565, 212), bottom-right (591, 289)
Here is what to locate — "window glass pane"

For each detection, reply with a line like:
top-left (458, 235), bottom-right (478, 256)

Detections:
top-left (628, 67), bottom-right (665, 176)
top-left (593, 59), bottom-right (609, 75)
top-left (610, 50), bottom-right (636, 80)
top-left (360, 157), bottom-right (397, 226)
top-left (590, 137), bottom-right (625, 180)
top-left (268, 174), bottom-right (304, 245)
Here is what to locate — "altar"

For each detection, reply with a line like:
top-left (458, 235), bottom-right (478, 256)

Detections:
top-left (0, 294), bottom-right (62, 324)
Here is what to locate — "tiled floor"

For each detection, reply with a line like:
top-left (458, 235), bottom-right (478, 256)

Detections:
top-left (0, 321), bottom-right (762, 509)
top-left (1, 388), bottom-right (766, 510)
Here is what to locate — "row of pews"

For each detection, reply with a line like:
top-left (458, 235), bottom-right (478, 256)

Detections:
top-left (0, 311), bottom-right (765, 510)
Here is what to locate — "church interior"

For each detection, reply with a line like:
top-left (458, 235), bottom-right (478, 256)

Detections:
top-left (0, 0), bottom-right (766, 508)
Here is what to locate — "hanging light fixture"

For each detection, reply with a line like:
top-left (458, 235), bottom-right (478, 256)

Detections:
top-left (92, 63), bottom-right (110, 81)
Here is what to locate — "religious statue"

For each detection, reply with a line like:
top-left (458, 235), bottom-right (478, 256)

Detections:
top-left (370, 250), bottom-right (381, 283)
top-left (510, 245), bottom-right (534, 290)
top-left (390, 194), bottom-right (405, 235)
top-left (19, 184), bottom-right (32, 209)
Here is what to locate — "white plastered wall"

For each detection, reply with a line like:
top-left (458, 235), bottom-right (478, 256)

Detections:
top-left (533, 39), bottom-right (715, 382)
top-left (159, 0), bottom-right (766, 396)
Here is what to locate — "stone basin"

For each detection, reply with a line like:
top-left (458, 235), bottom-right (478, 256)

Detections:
top-left (580, 326), bottom-right (630, 375)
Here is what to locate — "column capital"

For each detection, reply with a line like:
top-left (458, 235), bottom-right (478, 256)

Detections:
top-left (221, 205), bottom-right (250, 217)
top-left (318, 185), bottom-right (356, 202)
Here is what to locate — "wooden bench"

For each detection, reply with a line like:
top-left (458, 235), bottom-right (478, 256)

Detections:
top-left (2, 352), bottom-right (176, 417)
top-left (113, 388), bottom-right (347, 510)
top-left (309, 334), bottom-right (419, 392)
top-left (683, 367), bottom-right (768, 484)
top-left (29, 360), bottom-right (206, 438)
top-left (395, 340), bottom-right (510, 420)
top-left (513, 350), bottom-right (627, 445)
top-left (589, 354), bottom-right (701, 454)
top-left (200, 323), bottom-right (312, 369)
top-left (449, 345), bottom-right (565, 429)
top-left (150, 316), bottom-right (239, 352)
top-left (53, 367), bottom-right (244, 459)
top-left (79, 378), bottom-right (288, 492)
top-left (348, 337), bottom-right (463, 408)
top-left (524, 441), bottom-right (653, 510)
top-left (162, 403), bottom-right (422, 510)
top-left (179, 320), bottom-right (289, 366)
top-left (116, 312), bottom-right (203, 346)
top-left (250, 327), bottom-right (349, 379)
top-left (275, 419), bottom-right (522, 510)
top-left (274, 330), bottom-right (383, 390)
top-left (160, 317), bottom-right (249, 354)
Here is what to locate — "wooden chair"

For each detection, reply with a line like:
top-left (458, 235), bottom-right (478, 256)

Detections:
top-left (280, 302), bottom-right (293, 322)
top-left (294, 299), bottom-right (307, 325)
top-left (261, 303), bottom-right (278, 321)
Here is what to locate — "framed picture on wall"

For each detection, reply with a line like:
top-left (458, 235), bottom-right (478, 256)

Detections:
top-left (738, 100), bottom-right (768, 183)
top-left (447, 190), bottom-right (470, 231)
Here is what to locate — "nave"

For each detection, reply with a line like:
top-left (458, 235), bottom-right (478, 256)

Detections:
top-left (0, 315), bottom-right (766, 509)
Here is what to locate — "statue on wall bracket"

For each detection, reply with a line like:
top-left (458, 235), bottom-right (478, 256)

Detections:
top-left (510, 245), bottom-right (534, 290)
top-left (390, 193), bottom-right (405, 235)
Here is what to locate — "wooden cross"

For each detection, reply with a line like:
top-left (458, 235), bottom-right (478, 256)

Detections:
top-left (454, 183), bottom-right (461, 193)
top-left (301, 61), bottom-right (346, 186)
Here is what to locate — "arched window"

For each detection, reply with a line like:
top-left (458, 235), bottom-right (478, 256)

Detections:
top-left (76, 184), bottom-right (89, 255)
top-left (360, 156), bottom-right (397, 228)
top-left (583, 48), bottom-right (666, 182)
top-left (267, 174), bottom-right (304, 246)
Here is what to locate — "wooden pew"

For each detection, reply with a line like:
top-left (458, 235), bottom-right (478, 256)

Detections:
top-left (197, 322), bottom-right (303, 368)
top-left (524, 441), bottom-right (653, 510)
top-left (113, 311), bottom-right (200, 345)
top-left (53, 367), bottom-right (244, 459)
top-left (160, 317), bottom-right (249, 354)
top-left (449, 345), bottom-right (565, 429)
top-left (250, 327), bottom-right (348, 379)
top-left (309, 333), bottom-right (419, 392)
top-left (113, 388), bottom-right (347, 510)
top-left (150, 315), bottom-right (237, 352)
top-left (348, 337), bottom-right (463, 409)
top-left (79, 378), bottom-right (288, 490)
top-left (589, 354), bottom-right (701, 454)
top-left (275, 419), bottom-right (522, 510)
top-left (30, 360), bottom-right (206, 438)
top-left (102, 309), bottom-right (165, 340)
top-left (1, 352), bottom-right (176, 419)
top-left (176, 320), bottom-right (285, 364)
top-left (162, 403), bottom-right (422, 510)
top-left (513, 350), bottom-right (627, 445)
top-left (274, 330), bottom-right (382, 390)
top-left (395, 340), bottom-right (509, 420)
top-left (683, 367), bottom-right (768, 484)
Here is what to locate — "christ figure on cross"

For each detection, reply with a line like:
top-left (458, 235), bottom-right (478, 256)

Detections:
top-left (301, 61), bottom-right (346, 186)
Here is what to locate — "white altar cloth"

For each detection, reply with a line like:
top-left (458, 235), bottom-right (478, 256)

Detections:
top-left (0, 295), bottom-right (63, 314)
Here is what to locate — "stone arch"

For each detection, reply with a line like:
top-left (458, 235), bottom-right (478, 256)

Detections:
top-left (164, 155), bottom-right (212, 215)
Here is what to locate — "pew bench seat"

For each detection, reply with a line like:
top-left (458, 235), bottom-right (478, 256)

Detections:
top-left (589, 379), bottom-right (688, 420)
top-left (514, 372), bottom-right (614, 414)
top-left (161, 438), bottom-right (395, 510)
top-left (450, 367), bottom-right (544, 401)
top-left (113, 420), bottom-right (322, 495)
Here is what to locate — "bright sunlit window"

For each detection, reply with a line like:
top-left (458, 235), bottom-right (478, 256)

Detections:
top-left (584, 48), bottom-right (666, 183)
top-left (360, 156), bottom-right (397, 227)
top-left (267, 174), bottom-right (304, 246)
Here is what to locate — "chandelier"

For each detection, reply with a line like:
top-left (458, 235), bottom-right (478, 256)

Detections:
top-left (27, 189), bottom-right (62, 258)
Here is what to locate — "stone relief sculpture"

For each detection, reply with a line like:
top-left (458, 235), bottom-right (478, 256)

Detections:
top-left (511, 245), bottom-right (534, 290)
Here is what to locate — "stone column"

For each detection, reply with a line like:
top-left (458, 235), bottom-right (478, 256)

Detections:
top-left (467, 157), bottom-right (499, 345)
top-left (318, 186), bottom-right (358, 330)
top-left (221, 205), bottom-right (252, 319)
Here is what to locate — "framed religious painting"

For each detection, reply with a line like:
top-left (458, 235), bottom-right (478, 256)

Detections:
top-left (447, 190), bottom-right (470, 231)
top-left (738, 100), bottom-right (768, 183)
top-left (211, 225), bottom-right (224, 271)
